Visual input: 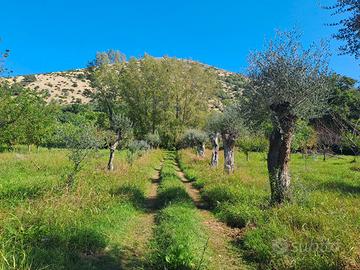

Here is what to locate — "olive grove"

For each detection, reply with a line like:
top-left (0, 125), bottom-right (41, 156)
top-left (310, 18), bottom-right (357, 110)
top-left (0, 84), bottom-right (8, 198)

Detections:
top-left (242, 31), bottom-right (331, 204)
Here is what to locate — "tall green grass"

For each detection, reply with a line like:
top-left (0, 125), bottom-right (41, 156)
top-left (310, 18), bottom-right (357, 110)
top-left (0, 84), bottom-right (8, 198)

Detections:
top-left (149, 152), bottom-right (209, 270)
top-left (0, 148), bottom-right (164, 270)
top-left (178, 149), bottom-right (360, 269)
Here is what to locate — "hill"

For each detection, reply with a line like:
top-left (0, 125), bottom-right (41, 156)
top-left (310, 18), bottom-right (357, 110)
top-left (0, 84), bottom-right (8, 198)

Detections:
top-left (0, 61), bottom-right (245, 110)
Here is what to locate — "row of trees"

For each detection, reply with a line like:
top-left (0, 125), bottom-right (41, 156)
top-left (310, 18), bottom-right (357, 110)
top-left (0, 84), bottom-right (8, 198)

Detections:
top-left (184, 30), bottom-right (359, 205)
top-left (87, 52), bottom-right (219, 170)
top-left (1, 4), bottom-right (359, 203)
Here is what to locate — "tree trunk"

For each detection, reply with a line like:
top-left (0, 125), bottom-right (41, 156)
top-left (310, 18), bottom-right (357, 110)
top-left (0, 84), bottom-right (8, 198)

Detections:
top-left (107, 132), bottom-right (121, 171)
top-left (222, 134), bottom-right (236, 174)
top-left (267, 113), bottom-right (296, 204)
top-left (210, 133), bottom-right (220, 167)
top-left (198, 143), bottom-right (205, 157)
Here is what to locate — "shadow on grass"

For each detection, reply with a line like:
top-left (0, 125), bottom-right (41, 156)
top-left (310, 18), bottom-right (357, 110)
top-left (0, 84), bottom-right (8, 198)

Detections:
top-left (318, 181), bottom-right (360, 195)
top-left (157, 186), bottom-right (192, 207)
top-left (4, 226), bottom-right (124, 270)
top-left (110, 185), bottom-right (146, 209)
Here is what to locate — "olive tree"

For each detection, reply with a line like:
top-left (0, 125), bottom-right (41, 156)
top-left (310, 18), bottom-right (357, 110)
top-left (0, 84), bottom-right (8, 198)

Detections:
top-left (206, 112), bottom-right (222, 167)
top-left (207, 106), bottom-right (246, 173)
top-left (107, 113), bottom-right (133, 171)
top-left (88, 50), bottom-right (132, 171)
top-left (61, 123), bottom-right (101, 188)
top-left (145, 130), bottom-right (161, 148)
top-left (243, 31), bottom-right (330, 204)
top-left (220, 106), bottom-right (246, 173)
top-left (181, 129), bottom-right (208, 157)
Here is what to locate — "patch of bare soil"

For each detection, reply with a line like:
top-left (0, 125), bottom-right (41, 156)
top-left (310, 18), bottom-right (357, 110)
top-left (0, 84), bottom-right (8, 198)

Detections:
top-left (118, 162), bottom-right (163, 269)
top-left (176, 165), bottom-right (249, 270)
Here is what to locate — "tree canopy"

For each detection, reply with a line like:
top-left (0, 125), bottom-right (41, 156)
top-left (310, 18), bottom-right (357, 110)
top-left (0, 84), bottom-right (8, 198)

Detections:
top-left (326, 0), bottom-right (360, 59)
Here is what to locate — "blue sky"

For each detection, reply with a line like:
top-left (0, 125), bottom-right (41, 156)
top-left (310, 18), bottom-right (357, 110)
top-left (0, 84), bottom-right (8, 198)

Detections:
top-left (1, 0), bottom-right (358, 80)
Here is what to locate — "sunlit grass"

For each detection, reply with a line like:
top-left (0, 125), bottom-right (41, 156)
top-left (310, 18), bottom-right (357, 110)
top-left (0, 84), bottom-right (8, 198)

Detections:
top-left (0, 148), bottom-right (164, 270)
top-left (178, 148), bottom-right (360, 269)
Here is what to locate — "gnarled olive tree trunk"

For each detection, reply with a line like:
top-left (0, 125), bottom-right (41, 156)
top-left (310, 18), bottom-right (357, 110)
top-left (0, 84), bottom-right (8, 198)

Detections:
top-left (197, 143), bottom-right (206, 157)
top-left (210, 133), bottom-right (220, 167)
top-left (107, 132), bottom-right (121, 171)
top-left (222, 133), bottom-right (236, 174)
top-left (268, 103), bottom-right (296, 204)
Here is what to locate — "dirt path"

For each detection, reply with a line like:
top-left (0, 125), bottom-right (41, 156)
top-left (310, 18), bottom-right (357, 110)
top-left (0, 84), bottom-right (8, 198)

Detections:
top-left (176, 165), bottom-right (249, 270)
top-left (118, 162), bottom-right (163, 269)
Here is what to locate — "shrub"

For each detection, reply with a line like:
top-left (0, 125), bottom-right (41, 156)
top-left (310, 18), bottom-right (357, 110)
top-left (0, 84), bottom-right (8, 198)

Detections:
top-left (126, 140), bottom-right (150, 164)
top-left (21, 74), bottom-right (37, 85)
top-left (145, 130), bottom-right (161, 148)
top-left (180, 129), bottom-right (207, 155)
top-left (237, 135), bottom-right (268, 160)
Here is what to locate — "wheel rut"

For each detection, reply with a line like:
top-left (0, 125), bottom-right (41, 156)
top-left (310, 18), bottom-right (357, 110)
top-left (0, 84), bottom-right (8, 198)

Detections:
top-left (119, 161), bottom-right (163, 269)
top-left (175, 162), bottom-right (248, 270)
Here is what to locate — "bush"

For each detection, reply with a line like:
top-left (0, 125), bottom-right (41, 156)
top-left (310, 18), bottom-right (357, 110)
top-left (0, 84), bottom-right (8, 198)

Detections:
top-left (237, 135), bottom-right (268, 160)
top-left (126, 140), bottom-right (150, 164)
top-left (180, 129), bottom-right (207, 153)
top-left (145, 130), bottom-right (161, 148)
top-left (22, 75), bottom-right (37, 85)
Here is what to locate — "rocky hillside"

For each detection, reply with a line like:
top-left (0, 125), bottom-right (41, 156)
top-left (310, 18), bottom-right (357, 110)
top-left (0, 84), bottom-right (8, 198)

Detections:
top-left (0, 62), bottom-right (245, 109)
top-left (1, 69), bottom-right (93, 104)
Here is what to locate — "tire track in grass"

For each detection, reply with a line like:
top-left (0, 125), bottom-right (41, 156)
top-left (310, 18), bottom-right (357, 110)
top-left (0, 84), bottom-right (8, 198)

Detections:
top-left (118, 161), bottom-right (163, 269)
top-left (175, 161), bottom-right (251, 270)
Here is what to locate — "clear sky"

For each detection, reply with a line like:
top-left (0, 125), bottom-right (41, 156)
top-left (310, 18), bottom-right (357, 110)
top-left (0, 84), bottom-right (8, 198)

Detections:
top-left (1, 0), bottom-right (359, 80)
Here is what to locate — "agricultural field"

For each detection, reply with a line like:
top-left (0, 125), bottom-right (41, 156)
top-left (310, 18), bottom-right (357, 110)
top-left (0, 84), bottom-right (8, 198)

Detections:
top-left (0, 149), bottom-right (165, 269)
top-left (1, 1), bottom-right (360, 268)
top-left (178, 149), bottom-right (360, 269)
top-left (0, 148), bottom-right (359, 270)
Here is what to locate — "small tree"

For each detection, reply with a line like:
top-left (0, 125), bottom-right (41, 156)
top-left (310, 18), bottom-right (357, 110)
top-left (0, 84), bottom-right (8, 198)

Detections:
top-left (0, 40), bottom-right (10, 75)
top-left (243, 30), bottom-right (330, 204)
top-left (181, 129), bottom-right (208, 157)
top-left (220, 106), bottom-right (246, 173)
top-left (291, 120), bottom-right (317, 157)
top-left (315, 120), bottom-right (341, 161)
top-left (107, 113), bottom-right (132, 171)
top-left (237, 134), bottom-right (268, 161)
top-left (207, 106), bottom-right (246, 173)
top-left (61, 124), bottom-right (101, 188)
top-left (206, 112), bottom-right (222, 167)
top-left (340, 129), bottom-right (360, 161)
top-left (126, 140), bottom-right (150, 165)
top-left (145, 130), bottom-right (161, 148)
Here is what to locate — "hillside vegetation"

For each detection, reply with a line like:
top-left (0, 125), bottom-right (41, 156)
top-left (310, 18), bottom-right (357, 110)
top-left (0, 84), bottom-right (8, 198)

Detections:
top-left (0, 30), bottom-right (359, 270)
top-left (0, 61), bottom-right (242, 109)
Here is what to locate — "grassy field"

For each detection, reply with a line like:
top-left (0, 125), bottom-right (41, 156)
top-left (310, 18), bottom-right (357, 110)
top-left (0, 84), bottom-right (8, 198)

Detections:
top-left (178, 149), bottom-right (360, 270)
top-left (1, 147), bottom-right (359, 270)
top-left (0, 148), bottom-right (164, 270)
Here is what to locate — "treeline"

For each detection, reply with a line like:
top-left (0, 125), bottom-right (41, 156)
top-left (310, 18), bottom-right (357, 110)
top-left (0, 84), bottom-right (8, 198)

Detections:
top-left (87, 52), bottom-right (219, 148)
top-left (0, 52), bottom-right (358, 157)
top-left (1, 35), bottom-right (359, 192)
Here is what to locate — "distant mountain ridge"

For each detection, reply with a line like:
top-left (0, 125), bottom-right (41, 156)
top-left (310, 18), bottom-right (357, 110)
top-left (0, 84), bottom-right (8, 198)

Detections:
top-left (0, 61), bottom-right (245, 110)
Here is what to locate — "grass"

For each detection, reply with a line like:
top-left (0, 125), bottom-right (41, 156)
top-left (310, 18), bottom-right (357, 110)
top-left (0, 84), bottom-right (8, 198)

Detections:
top-left (0, 148), bottom-right (164, 270)
top-left (149, 152), bottom-right (210, 270)
top-left (178, 149), bottom-right (360, 270)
